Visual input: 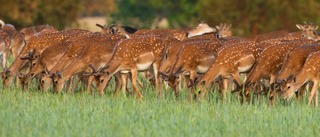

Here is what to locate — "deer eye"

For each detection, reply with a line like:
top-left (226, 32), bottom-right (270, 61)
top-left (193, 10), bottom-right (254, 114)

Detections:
top-left (270, 96), bottom-right (274, 100)
top-left (288, 86), bottom-right (291, 89)
top-left (246, 93), bottom-right (250, 97)
top-left (41, 80), bottom-right (45, 84)
top-left (55, 81), bottom-right (58, 84)
top-left (32, 63), bottom-right (36, 66)
top-left (100, 79), bottom-right (104, 82)
top-left (5, 76), bottom-right (8, 79)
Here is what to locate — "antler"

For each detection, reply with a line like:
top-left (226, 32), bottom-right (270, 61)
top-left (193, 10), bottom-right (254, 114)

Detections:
top-left (96, 23), bottom-right (105, 29)
top-left (174, 66), bottom-right (183, 78)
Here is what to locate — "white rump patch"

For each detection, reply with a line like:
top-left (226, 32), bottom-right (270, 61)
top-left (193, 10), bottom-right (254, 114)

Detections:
top-left (238, 64), bottom-right (253, 72)
top-left (137, 62), bottom-right (153, 70)
top-left (197, 66), bottom-right (209, 73)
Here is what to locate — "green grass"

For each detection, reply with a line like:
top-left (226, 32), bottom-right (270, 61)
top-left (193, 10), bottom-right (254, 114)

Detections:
top-left (1, 56), bottom-right (320, 137)
top-left (0, 80), bottom-right (320, 137)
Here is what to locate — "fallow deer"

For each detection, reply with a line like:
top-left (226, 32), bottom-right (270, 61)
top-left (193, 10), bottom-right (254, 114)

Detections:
top-left (296, 22), bottom-right (318, 40)
top-left (280, 51), bottom-right (320, 106)
top-left (96, 24), bottom-right (137, 34)
top-left (231, 39), bottom-right (314, 103)
top-left (0, 19), bottom-right (16, 30)
top-left (266, 44), bottom-right (320, 103)
top-left (159, 40), bottom-right (223, 101)
top-left (92, 36), bottom-right (179, 98)
top-left (215, 23), bottom-right (232, 38)
top-left (20, 25), bottom-right (57, 41)
top-left (134, 20), bottom-right (216, 40)
top-left (39, 34), bottom-right (125, 92)
top-left (50, 40), bottom-right (120, 94)
top-left (0, 31), bottom-right (11, 68)
top-left (0, 29), bottom-right (92, 88)
top-left (19, 41), bottom-right (74, 90)
top-left (196, 40), bottom-right (264, 100)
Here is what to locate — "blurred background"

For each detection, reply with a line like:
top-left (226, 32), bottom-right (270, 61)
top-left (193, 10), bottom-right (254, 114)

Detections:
top-left (0, 0), bottom-right (319, 36)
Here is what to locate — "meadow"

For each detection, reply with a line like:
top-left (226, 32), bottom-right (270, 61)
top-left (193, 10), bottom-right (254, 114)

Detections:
top-left (0, 78), bottom-right (320, 137)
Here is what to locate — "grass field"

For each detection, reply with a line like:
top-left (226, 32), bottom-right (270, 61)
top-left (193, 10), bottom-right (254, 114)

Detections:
top-left (1, 79), bottom-right (320, 137)
top-left (1, 56), bottom-right (320, 137)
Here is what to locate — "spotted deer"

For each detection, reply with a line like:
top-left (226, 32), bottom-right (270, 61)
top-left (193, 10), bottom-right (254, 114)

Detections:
top-left (296, 22), bottom-right (318, 40)
top-left (0, 31), bottom-right (11, 68)
top-left (196, 40), bottom-right (264, 100)
top-left (231, 39), bottom-right (314, 103)
top-left (39, 34), bottom-right (125, 92)
top-left (133, 20), bottom-right (216, 40)
top-left (265, 44), bottom-right (320, 103)
top-left (215, 23), bottom-right (232, 38)
top-left (0, 19), bottom-right (16, 30)
top-left (49, 39), bottom-right (120, 94)
top-left (0, 29), bottom-right (92, 88)
top-left (92, 36), bottom-right (179, 98)
top-left (0, 28), bottom-right (26, 68)
top-left (159, 40), bottom-right (223, 101)
top-left (19, 41), bottom-right (74, 90)
top-left (20, 25), bottom-right (57, 41)
top-left (96, 24), bottom-right (138, 34)
top-left (280, 51), bottom-right (320, 106)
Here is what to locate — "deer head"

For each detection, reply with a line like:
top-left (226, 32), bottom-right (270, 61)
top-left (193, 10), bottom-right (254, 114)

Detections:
top-left (296, 22), bottom-right (318, 40)
top-left (0, 68), bottom-right (14, 88)
top-left (216, 23), bottom-right (232, 38)
top-left (20, 48), bottom-right (40, 70)
top-left (187, 19), bottom-right (216, 37)
top-left (50, 70), bottom-right (64, 94)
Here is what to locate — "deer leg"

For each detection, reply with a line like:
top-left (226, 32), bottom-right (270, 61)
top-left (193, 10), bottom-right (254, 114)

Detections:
top-left (222, 78), bottom-right (229, 101)
top-left (2, 50), bottom-right (7, 69)
top-left (307, 81), bottom-right (318, 106)
top-left (152, 63), bottom-right (161, 99)
top-left (113, 73), bottom-right (122, 97)
top-left (188, 70), bottom-right (197, 101)
top-left (85, 76), bottom-right (95, 95)
top-left (115, 73), bottom-right (127, 97)
top-left (131, 68), bottom-right (143, 99)
top-left (296, 83), bottom-right (307, 103)
top-left (72, 75), bottom-right (80, 91)
top-left (65, 76), bottom-right (74, 93)
top-left (184, 75), bottom-right (192, 102)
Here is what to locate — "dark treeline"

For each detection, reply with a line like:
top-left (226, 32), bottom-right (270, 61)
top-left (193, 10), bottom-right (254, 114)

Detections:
top-left (1, 0), bottom-right (319, 36)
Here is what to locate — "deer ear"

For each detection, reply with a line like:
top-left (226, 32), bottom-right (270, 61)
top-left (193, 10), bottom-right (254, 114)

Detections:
top-left (228, 24), bottom-right (232, 29)
top-left (293, 77), bottom-right (296, 83)
top-left (216, 26), bottom-right (220, 30)
top-left (314, 26), bottom-right (319, 30)
top-left (286, 74), bottom-right (294, 82)
top-left (296, 24), bottom-right (303, 30)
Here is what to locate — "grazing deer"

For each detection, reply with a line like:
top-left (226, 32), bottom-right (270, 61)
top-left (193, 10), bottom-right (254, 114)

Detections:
top-left (92, 36), bottom-right (179, 97)
top-left (0, 31), bottom-right (11, 69)
top-left (20, 25), bottom-right (57, 41)
top-left (196, 40), bottom-right (264, 100)
top-left (231, 39), bottom-right (314, 103)
top-left (215, 23), bottom-right (232, 38)
top-left (39, 34), bottom-right (125, 92)
top-left (49, 39), bottom-right (120, 94)
top-left (280, 51), bottom-right (320, 106)
top-left (0, 29), bottom-right (92, 88)
top-left (159, 40), bottom-right (223, 101)
top-left (266, 44), bottom-right (320, 103)
top-left (19, 41), bottom-right (74, 90)
top-left (0, 28), bottom-right (26, 68)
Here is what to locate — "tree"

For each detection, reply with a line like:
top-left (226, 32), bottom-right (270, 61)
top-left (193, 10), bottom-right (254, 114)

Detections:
top-left (198, 0), bottom-right (320, 36)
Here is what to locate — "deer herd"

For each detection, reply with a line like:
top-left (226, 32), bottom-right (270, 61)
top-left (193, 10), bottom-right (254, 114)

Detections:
top-left (1, 19), bottom-right (320, 106)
